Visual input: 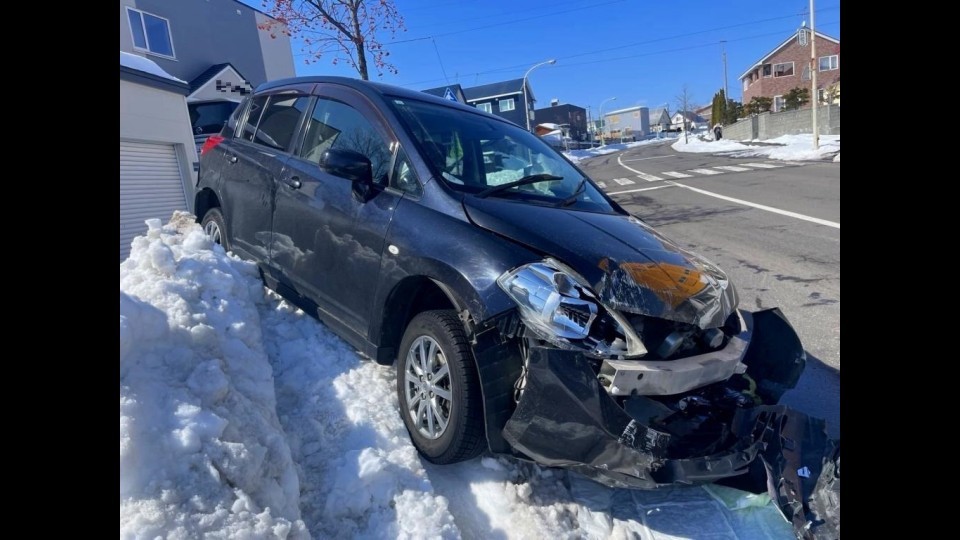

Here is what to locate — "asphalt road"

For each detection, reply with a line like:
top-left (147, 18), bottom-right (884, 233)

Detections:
top-left (576, 140), bottom-right (841, 436)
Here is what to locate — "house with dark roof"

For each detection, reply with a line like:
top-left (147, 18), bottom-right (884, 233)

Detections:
top-left (120, 0), bottom-right (295, 141)
top-left (671, 111), bottom-right (707, 131)
top-left (533, 102), bottom-right (588, 142)
top-left (462, 78), bottom-right (535, 128)
top-left (739, 28), bottom-right (840, 112)
top-left (422, 84), bottom-right (467, 104)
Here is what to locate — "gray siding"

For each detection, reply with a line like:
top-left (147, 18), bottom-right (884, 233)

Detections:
top-left (126, 0), bottom-right (270, 86)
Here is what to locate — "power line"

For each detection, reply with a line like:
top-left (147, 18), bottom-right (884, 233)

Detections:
top-left (389, 0), bottom-right (626, 44)
top-left (399, 21), bottom-right (840, 88)
top-left (431, 38), bottom-right (450, 84)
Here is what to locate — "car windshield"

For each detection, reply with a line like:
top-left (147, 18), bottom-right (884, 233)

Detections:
top-left (389, 97), bottom-right (615, 212)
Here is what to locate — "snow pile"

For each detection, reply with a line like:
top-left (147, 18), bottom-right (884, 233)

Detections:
top-left (563, 136), bottom-right (675, 163)
top-left (120, 213), bottom-right (306, 539)
top-left (260, 293), bottom-right (459, 539)
top-left (119, 213), bottom-right (795, 539)
top-left (833, 153), bottom-right (840, 162)
top-left (672, 133), bottom-right (840, 161)
top-left (120, 50), bottom-right (185, 83)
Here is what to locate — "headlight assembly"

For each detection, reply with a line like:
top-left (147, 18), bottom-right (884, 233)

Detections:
top-left (498, 260), bottom-right (647, 357)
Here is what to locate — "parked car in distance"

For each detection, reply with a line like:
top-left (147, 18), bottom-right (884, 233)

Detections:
top-left (195, 76), bottom-right (838, 538)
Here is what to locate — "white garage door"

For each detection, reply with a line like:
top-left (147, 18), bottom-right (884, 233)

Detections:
top-left (119, 141), bottom-right (188, 261)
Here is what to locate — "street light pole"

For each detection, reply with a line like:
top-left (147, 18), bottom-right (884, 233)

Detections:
top-left (599, 96), bottom-right (616, 146)
top-left (810, 0), bottom-right (819, 149)
top-left (523, 59), bottom-right (556, 131)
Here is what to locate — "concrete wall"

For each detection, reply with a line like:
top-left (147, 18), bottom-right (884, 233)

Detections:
top-left (724, 104), bottom-right (840, 140)
top-left (120, 79), bottom-right (199, 208)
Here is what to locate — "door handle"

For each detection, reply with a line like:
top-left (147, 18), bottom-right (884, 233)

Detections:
top-left (284, 176), bottom-right (302, 189)
top-left (227, 155), bottom-right (238, 164)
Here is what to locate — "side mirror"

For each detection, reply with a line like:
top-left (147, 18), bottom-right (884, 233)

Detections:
top-left (319, 148), bottom-right (376, 202)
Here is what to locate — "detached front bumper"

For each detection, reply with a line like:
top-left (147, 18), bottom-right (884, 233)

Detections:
top-left (496, 308), bottom-right (839, 538)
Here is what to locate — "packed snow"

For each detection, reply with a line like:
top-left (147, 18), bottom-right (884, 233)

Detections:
top-left (672, 133), bottom-right (840, 161)
top-left (120, 50), bottom-right (186, 83)
top-left (119, 213), bottom-right (795, 539)
top-left (563, 135), bottom-right (677, 163)
top-left (120, 213), bottom-right (307, 538)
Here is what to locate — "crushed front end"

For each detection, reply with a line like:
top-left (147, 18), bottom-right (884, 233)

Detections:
top-left (474, 259), bottom-right (839, 539)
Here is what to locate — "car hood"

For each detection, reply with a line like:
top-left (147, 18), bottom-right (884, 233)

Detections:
top-left (463, 197), bottom-right (738, 329)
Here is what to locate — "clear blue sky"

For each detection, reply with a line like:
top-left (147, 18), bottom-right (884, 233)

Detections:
top-left (243, 0), bottom-right (840, 115)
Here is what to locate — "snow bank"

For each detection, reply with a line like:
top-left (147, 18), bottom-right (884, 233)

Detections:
top-left (672, 133), bottom-right (840, 161)
top-left (260, 293), bottom-right (458, 539)
top-left (563, 136), bottom-right (676, 163)
top-left (120, 50), bottom-right (185, 83)
top-left (119, 213), bottom-right (795, 540)
top-left (120, 213), bottom-right (306, 539)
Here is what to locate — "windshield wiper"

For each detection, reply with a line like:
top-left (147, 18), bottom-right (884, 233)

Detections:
top-left (557, 178), bottom-right (587, 207)
top-left (475, 174), bottom-right (563, 199)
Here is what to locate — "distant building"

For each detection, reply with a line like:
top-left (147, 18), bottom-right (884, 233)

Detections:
top-left (422, 84), bottom-right (467, 104)
top-left (696, 104), bottom-right (713, 125)
top-left (533, 102), bottom-right (588, 141)
top-left (671, 111), bottom-right (706, 131)
top-left (603, 106), bottom-right (650, 140)
top-left (462, 78), bottom-right (534, 127)
top-left (740, 28), bottom-right (840, 111)
top-left (648, 107), bottom-right (671, 132)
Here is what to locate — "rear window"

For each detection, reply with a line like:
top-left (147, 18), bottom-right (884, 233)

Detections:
top-left (188, 101), bottom-right (240, 137)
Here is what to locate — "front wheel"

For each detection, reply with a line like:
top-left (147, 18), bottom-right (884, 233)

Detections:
top-left (200, 208), bottom-right (228, 250)
top-left (396, 310), bottom-right (485, 464)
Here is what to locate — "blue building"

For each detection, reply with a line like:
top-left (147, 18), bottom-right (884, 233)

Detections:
top-left (462, 79), bottom-right (535, 128)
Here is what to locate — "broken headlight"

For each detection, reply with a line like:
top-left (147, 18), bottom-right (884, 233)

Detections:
top-left (498, 260), bottom-right (647, 357)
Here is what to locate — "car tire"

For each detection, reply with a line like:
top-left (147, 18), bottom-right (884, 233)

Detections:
top-left (397, 310), bottom-right (485, 464)
top-left (200, 208), bottom-right (228, 250)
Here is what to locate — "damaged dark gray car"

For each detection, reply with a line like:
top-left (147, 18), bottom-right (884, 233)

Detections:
top-left (195, 77), bottom-right (839, 539)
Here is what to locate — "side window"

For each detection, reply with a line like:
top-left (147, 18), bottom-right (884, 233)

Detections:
top-left (391, 148), bottom-right (421, 196)
top-left (224, 98), bottom-right (249, 138)
top-left (299, 98), bottom-right (392, 184)
top-left (241, 96), bottom-right (268, 142)
top-left (252, 95), bottom-right (310, 151)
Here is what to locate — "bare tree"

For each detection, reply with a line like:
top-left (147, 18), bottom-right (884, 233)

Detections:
top-left (676, 85), bottom-right (693, 143)
top-left (260, 1), bottom-right (405, 80)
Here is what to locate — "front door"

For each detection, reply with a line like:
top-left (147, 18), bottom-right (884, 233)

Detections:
top-left (272, 87), bottom-right (401, 336)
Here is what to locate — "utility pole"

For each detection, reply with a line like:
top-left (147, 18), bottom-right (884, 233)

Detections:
top-left (810, 0), bottom-right (819, 149)
top-left (721, 40), bottom-right (729, 101)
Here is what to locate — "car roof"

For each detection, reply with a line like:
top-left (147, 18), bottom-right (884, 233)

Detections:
top-left (256, 76), bottom-right (506, 122)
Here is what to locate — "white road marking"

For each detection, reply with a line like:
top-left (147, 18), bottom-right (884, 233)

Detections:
top-left (635, 172), bottom-right (663, 182)
top-left (667, 181), bottom-right (840, 229)
top-left (620, 155), bottom-right (673, 162)
top-left (609, 185), bottom-right (675, 195)
top-left (613, 177), bottom-right (635, 185)
top-left (596, 181), bottom-right (607, 188)
top-left (689, 168), bottom-right (723, 175)
top-left (713, 165), bottom-right (751, 172)
top-left (660, 171), bottom-right (693, 178)
top-left (616, 154), bottom-right (646, 176)
top-left (743, 162), bottom-right (782, 168)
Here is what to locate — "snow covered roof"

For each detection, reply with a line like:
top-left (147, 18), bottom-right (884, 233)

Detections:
top-left (120, 51), bottom-right (185, 83)
top-left (120, 51), bottom-right (189, 94)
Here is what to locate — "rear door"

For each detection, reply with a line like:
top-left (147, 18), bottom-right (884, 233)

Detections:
top-left (272, 85), bottom-right (408, 336)
top-left (216, 92), bottom-right (310, 261)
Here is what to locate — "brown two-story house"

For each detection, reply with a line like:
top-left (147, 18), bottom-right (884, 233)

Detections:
top-left (740, 28), bottom-right (840, 112)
